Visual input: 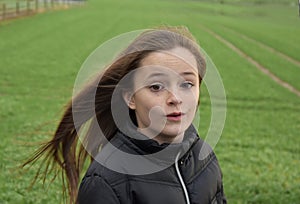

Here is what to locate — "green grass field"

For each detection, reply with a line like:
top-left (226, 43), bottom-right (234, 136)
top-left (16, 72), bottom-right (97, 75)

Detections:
top-left (1, 0), bottom-right (300, 203)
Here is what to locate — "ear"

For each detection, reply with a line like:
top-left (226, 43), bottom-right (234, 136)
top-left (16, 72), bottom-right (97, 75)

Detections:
top-left (122, 90), bottom-right (136, 110)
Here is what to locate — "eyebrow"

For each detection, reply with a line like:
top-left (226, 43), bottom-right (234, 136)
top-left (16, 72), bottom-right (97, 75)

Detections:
top-left (147, 71), bottom-right (197, 79)
top-left (147, 72), bottom-right (168, 78)
top-left (180, 71), bottom-right (198, 77)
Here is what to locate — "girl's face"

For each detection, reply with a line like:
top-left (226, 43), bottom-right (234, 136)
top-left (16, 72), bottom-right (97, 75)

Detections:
top-left (126, 47), bottom-right (199, 144)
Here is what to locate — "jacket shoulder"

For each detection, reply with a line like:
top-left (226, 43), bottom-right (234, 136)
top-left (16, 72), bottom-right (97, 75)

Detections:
top-left (77, 171), bottom-right (121, 204)
top-left (83, 156), bottom-right (129, 186)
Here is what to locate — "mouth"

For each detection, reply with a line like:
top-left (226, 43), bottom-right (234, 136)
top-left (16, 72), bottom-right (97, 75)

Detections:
top-left (166, 112), bottom-right (185, 121)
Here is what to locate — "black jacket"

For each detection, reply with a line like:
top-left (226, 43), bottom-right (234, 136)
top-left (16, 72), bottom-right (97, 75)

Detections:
top-left (77, 125), bottom-right (226, 204)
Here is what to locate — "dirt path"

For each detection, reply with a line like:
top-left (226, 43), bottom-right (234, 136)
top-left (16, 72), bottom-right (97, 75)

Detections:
top-left (220, 25), bottom-right (300, 68)
top-left (199, 24), bottom-right (300, 97)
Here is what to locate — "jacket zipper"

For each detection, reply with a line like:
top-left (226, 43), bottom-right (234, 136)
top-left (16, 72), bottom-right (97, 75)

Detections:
top-left (175, 151), bottom-right (190, 204)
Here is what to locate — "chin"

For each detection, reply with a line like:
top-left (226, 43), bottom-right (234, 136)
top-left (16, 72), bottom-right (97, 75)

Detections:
top-left (160, 127), bottom-right (185, 139)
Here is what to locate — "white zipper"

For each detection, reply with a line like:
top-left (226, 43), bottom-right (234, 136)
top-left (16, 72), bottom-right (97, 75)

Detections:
top-left (175, 151), bottom-right (190, 204)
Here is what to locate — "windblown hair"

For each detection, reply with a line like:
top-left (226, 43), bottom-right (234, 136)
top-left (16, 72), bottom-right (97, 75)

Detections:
top-left (23, 26), bottom-right (206, 203)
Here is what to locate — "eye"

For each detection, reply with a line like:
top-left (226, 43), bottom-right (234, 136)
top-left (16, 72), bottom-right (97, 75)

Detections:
top-left (180, 81), bottom-right (194, 89)
top-left (149, 83), bottom-right (165, 92)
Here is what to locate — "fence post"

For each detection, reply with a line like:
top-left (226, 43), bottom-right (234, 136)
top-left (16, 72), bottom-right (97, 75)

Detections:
top-left (44, 0), bottom-right (47, 10)
top-left (2, 3), bottom-right (6, 20)
top-left (35, 0), bottom-right (38, 11)
top-left (26, 0), bottom-right (30, 14)
top-left (16, 1), bottom-right (19, 14)
top-left (298, 0), bottom-right (300, 17)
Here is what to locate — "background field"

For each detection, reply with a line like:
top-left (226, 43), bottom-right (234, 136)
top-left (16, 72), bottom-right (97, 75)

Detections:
top-left (0, 0), bottom-right (300, 203)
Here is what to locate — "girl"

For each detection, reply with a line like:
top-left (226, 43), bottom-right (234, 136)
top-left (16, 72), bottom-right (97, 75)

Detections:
top-left (25, 26), bottom-right (226, 204)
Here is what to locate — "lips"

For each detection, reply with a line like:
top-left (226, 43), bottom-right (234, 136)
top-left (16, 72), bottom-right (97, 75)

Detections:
top-left (166, 112), bottom-right (184, 121)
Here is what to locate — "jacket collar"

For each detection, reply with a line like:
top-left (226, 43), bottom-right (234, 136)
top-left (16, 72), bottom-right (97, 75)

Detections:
top-left (115, 123), bottom-right (199, 162)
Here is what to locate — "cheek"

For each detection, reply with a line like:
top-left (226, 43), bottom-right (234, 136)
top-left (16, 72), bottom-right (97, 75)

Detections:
top-left (134, 95), bottom-right (167, 122)
top-left (134, 93), bottom-right (158, 113)
top-left (183, 90), bottom-right (199, 104)
top-left (136, 91), bottom-right (164, 106)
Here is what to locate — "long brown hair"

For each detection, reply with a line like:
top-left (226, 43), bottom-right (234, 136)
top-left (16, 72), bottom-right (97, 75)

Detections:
top-left (23, 26), bottom-right (206, 203)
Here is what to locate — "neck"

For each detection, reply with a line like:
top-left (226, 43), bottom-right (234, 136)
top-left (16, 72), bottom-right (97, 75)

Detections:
top-left (137, 128), bottom-right (185, 144)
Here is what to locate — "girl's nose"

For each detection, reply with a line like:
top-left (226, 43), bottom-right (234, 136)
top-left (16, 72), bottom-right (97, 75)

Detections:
top-left (166, 90), bottom-right (182, 106)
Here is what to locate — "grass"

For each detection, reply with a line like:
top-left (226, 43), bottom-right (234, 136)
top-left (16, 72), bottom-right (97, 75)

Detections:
top-left (203, 24), bottom-right (300, 90)
top-left (0, 0), bottom-right (299, 203)
top-left (195, 0), bottom-right (297, 5)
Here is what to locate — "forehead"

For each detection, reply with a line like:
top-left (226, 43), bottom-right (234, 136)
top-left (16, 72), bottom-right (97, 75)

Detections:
top-left (140, 47), bottom-right (198, 75)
